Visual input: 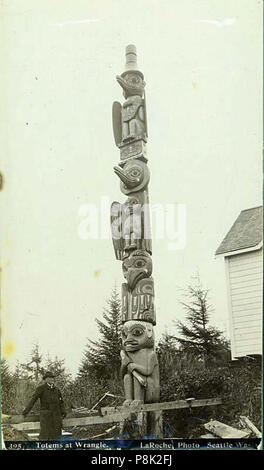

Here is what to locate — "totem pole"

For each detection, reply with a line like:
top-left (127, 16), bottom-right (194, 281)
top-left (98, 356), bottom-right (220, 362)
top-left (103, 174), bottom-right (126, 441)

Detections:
top-left (111, 45), bottom-right (160, 408)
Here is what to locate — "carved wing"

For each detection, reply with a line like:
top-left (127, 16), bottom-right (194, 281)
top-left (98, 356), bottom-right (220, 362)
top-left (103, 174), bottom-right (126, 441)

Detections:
top-left (143, 92), bottom-right (148, 138)
top-left (121, 282), bottom-right (129, 321)
top-left (110, 201), bottom-right (124, 260)
top-left (112, 101), bottom-right (122, 147)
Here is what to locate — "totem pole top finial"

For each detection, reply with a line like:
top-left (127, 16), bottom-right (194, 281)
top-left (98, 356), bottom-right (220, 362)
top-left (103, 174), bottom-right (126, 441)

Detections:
top-left (125, 44), bottom-right (138, 71)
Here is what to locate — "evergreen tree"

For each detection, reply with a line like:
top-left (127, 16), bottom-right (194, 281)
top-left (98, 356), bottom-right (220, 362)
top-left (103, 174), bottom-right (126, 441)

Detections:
top-left (20, 343), bottom-right (44, 381)
top-left (3, 347), bottom-right (73, 414)
top-left (156, 332), bottom-right (179, 381)
top-left (175, 276), bottom-right (230, 364)
top-left (43, 354), bottom-right (72, 390)
top-left (78, 287), bottom-right (122, 383)
top-left (1, 359), bottom-right (16, 414)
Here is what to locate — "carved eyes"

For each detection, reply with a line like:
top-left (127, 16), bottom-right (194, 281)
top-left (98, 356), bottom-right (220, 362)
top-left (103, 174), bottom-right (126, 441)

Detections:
top-left (122, 327), bottom-right (144, 337)
top-left (125, 74), bottom-right (140, 85)
top-left (132, 328), bottom-right (144, 337)
top-left (129, 168), bottom-right (141, 178)
top-left (129, 198), bottom-right (139, 205)
top-left (134, 260), bottom-right (145, 268)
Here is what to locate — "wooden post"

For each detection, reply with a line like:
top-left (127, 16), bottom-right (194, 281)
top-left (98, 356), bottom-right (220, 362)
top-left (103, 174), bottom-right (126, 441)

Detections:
top-left (119, 411), bottom-right (147, 439)
top-left (147, 410), bottom-right (163, 438)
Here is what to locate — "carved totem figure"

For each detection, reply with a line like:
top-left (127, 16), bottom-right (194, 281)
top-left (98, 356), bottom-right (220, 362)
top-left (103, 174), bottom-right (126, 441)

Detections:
top-left (121, 250), bottom-right (155, 325)
top-left (111, 45), bottom-right (160, 407)
top-left (117, 72), bottom-right (146, 143)
top-left (114, 159), bottom-right (150, 195)
top-left (110, 159), bottom-right (152, 259)
top-left (120, 321), bottom-right (160, 406)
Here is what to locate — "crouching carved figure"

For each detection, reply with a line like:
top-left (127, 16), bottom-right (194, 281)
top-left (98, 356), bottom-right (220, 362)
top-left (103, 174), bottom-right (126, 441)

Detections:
top-left (120, 320), bottom-right (160, 406)
top-left (113, 71), bottom-right (147, 146)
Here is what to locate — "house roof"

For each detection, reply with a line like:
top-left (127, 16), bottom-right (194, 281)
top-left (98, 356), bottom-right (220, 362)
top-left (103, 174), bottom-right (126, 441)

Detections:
top-left (215, 206), bottom-right (263, 256)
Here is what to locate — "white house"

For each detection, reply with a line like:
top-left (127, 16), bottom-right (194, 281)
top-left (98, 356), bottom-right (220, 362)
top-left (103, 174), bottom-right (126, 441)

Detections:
top-left (215, 206), bottom-right (262, 360)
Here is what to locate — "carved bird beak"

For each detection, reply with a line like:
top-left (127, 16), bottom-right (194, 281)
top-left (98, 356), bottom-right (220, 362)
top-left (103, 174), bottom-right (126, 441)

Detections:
top-left (116, 75), bottom-right (127, 90)
top-left (127, 269), bottom-right (148, 291)
top-left (114, 166), bottom-right (139, 187)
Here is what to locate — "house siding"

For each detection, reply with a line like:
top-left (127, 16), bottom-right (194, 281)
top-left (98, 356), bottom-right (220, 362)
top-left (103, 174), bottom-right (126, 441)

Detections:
top-left (227, 249), bottom-right (262, 359)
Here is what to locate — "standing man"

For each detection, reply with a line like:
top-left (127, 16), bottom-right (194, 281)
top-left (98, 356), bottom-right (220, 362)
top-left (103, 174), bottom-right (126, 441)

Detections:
top-left (23, 372), bottom-right (66, 440)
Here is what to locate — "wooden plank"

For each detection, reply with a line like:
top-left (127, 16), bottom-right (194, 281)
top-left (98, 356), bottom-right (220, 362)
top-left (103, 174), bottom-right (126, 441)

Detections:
top-left (230, 276), bottom-right (262, 285)
top-left (7, 422), bottom-right (40, 432)
top-left (235, 320), bottom-right (262, 328)
top-left (233, 313), bottom-right (261, 324)
top-left (229, 268), bottom-right (262, 280)
top-left (232, 303), bottom-right (261, 313)
top-left (229, 258), bottom-right (262, 269)
top-left (7, 398), bottom-right (222, 432)
top-left (229, 254), bottom-right (261, 265)
top-left (232, 302), bottom-right (261, 312)
top-left (101, 398), bottom-right (222, 415)
top-left (231, 290), bottom-right (261, 300)
top-left (3, 414), bottom-right (39, 425)
top-left (230, 281), bottom-right (262, 293)
top-left (235, 344), bottom-right (262, 354)
top-left (234, 332), bottom-right (261, 340)
top-left (234, 325), bottom-right (262, 334)
top-left (11, 412), bottom-right (133, 432)
top-left (234, 338), bottom-right (262, 347)
top-left (234, 335), bottom-right (261, 345)
top-left (234, 332), bottom-right (262, 341)
top-left (233, 317), bottom-right (261, 328)
top-left (235, 349), bottom-right (262, 357)
top-left (65, 411), bottom-right (132, 426)
top-left (229, 252), bottom-right (261, 266)
top-left (233, 315), bottom-right (261, 325)
top-left (235, 336), bottom-right (262, 346)
top-left (231, 284), bottom-right (261, 294)
top-left (204, 420), bottom-right (250, 438)
top-left (230, 276), bottom-right (262, 287)
top-left (230, 259), bottom-right (261, 270)
top-left (234, 344), bottom-right (262, 354)
top-left (233, 307), bottom-right (262, 317)
top-left (234, 352), bottom-right (261, 359)
top-left (231, 290), bottom-right (262, 301)
top-left (240, 416), bottom-right (262, 438)
top-left (4, 410), bottom-right (100, 425)
top-left (229, 250), bottom-right (262, 262)
top-left (234, 325), bottom-right (260, 332)
top-left (229, 262), bottom-right (261, 274)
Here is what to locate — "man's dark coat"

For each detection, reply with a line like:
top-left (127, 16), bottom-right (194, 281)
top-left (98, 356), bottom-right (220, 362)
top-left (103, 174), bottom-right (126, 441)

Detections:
top-left (23, 383), bottom-right (66, 440)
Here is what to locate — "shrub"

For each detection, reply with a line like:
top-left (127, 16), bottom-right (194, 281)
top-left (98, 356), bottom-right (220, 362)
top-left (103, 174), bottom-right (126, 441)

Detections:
top-left (160, 356), bottom-right (261, 438)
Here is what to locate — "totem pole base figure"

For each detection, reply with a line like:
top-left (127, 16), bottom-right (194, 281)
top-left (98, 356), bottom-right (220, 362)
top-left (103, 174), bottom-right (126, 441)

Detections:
top-left (121, 321), bottom-right (160, 406)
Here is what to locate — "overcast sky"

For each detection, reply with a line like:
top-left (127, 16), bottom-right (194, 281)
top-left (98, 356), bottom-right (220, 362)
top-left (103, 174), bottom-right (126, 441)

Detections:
top-left (1, 0), bottom-right (262, 376)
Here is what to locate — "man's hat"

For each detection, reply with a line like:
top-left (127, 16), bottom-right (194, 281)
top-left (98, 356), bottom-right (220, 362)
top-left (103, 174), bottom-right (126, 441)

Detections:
top-left (42, 371), bottom-right (55, 380)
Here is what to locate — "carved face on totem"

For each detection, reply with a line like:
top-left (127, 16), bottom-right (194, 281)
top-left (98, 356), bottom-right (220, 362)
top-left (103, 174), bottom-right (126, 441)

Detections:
top-left (121, 320), bottom-right (154, 352)
top-left (116, 71), bottom-right (145, 98)
top-left (122, 250), bottom-right (152, 290)
top-left (114, 160), bottom-right (150, 195)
